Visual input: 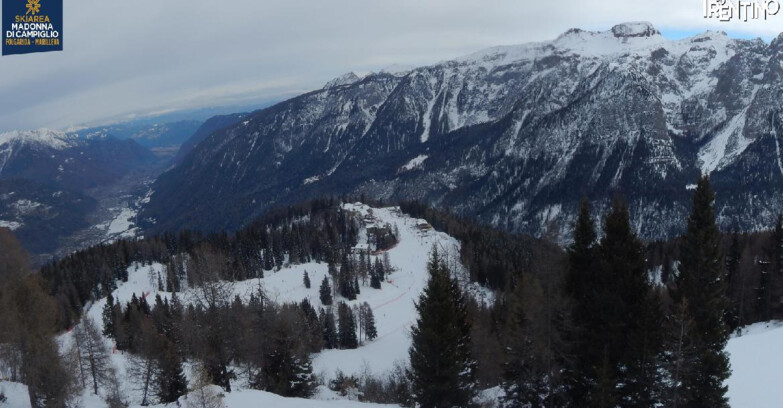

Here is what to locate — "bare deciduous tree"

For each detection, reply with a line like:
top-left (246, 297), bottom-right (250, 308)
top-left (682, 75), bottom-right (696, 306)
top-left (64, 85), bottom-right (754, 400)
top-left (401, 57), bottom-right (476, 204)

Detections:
top-left (73, 318), bottom-right (112, 395)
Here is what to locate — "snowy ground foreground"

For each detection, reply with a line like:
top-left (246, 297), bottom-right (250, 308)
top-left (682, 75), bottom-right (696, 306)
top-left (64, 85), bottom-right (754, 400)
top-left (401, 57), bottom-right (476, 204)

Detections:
top-left (0, 382), bottom-right (397, 408)
top-left (726, 321), bottom-right (783, 408)
top-left (0, 381), bottom-right (31, 408)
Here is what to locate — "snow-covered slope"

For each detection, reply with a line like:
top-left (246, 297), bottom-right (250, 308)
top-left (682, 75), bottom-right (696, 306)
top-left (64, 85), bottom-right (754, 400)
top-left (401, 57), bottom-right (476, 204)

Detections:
top-left (0, 381), bottom-right (32, 408)
top-left (52, 203), bottom-right (470, 407)
top-left (726, 322), bottom-right (783, 408)
top-left (0, 129), bottom-right (75, 152)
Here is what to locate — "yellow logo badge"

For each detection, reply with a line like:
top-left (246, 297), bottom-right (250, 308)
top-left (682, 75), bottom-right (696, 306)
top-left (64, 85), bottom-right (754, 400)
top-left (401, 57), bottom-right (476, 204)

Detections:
top-left (25, 0), bottom-right (41, 16)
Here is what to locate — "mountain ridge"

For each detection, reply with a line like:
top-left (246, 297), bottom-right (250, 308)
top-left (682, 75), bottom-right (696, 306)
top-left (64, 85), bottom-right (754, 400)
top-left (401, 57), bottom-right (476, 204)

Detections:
top-left (140, 22), bottom-right (783, 241)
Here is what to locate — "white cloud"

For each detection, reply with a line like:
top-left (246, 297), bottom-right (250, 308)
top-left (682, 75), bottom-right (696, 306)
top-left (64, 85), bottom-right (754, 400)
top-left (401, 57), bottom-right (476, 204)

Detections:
top-left (1, 0), bottom-right (781, 131)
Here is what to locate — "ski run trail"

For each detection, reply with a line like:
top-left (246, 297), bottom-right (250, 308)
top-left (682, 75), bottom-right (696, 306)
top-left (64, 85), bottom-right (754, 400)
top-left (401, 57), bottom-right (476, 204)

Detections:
top-left (0, 203), bottom-right (778, 407)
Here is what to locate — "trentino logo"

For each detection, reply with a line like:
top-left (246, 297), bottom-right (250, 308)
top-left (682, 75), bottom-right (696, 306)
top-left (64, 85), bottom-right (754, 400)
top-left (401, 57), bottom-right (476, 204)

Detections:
top-left (3, 0), bottom-right (63, 56)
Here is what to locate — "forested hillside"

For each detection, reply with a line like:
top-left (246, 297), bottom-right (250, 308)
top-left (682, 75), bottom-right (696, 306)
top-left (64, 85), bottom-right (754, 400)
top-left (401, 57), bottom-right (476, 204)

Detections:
top-left (1, 182), bottom-right (781, 407)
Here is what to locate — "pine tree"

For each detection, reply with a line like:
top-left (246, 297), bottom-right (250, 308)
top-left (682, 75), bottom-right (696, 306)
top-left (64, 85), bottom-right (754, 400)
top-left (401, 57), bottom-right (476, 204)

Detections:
top-left (362, 302), bottom-right (378, 341)
top-left (374, 258), bottom-right (386, 281)
top-left (565, 198), bottom-right (597, 405)
top-left (319, 308), bottom-right (338, 349)
top-left (370, 272), bottom-right (381, 289)
top-left (303, 271), bottom-right (311, 289)
top-left (662, 299), bottom-right (697, 408)
top-left (597, 197), bottom-right (664, 407)
top-left (500, 280), bottom-right (537, 407)
top-left (674, 175), bottom-right (731, 408)
top-left (261, 316), bottom-right (317, 398)
top-left (500, 274), bottom-right (570, 408)
top-left (156, 343), bottom-right (188, 403)
top-left (157, 273), bottom-right (164, 292)
top-left (102, 293), bottom-right (116, 339)
top-left (319, 276), bottom-right (332, 306)
top-left (725, 230), bottom-right (741, 329)
top-left (337, 302), bottom-right (358, 349)
top-left (409, 248), bottom-right (477, 408)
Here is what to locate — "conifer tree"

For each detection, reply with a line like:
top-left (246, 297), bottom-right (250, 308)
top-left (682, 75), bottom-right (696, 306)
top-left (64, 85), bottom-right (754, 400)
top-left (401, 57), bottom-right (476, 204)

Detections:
top-left (501, 273), bottom-right (570, 408)
top-left (597, 197), bottom-right (663, 407)
top-left (337, 302), bottom-right (358, 349)
top-left (370, 272), bottom-right (381, 289)
top-left (662, 299), bottom-right (697, 408)
top-left (409, 248), bottom-right (477, 408)
top-left (319, 276), bottom-right (332, 306)
top-left (156, 342), bottom-right (188, 403)
top-left (565, 198), bottom-right (597, 405)
top-left (157, 273), bottom-right (164, 292)
top-left (319, 308), bottom-right (338, 349)
top-left (102, 293), bottom-right (116, 339)
top-left (303, 271), bottom-right (311, 289)
top-left (364, 311), bottom-right (377, 341)
top-left (261, 317), bottom-right (316, 398)
top-left (374, 258), bottom-right (386, 281)
top-left (674, 175), bottom-right (731, 408)
top-left (725, 230), bottom-right (741, 328)
top-left (500, 280), bottom-right (537, 407)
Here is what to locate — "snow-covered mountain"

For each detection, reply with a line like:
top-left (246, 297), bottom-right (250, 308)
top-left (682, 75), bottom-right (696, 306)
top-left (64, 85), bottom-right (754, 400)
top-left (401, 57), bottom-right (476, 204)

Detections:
top-left (0, 128), bottom-right (156, 191)
top-left (142, 22), bottom-right (783, 240)
top-left (0, 128), bottom-right (158, 257)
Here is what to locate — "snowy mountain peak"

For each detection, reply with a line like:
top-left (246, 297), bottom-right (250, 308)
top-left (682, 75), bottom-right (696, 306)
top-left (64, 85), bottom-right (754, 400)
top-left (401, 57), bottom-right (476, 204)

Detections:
top-left (323, 72), bottom-right (364, 89)
top-left (0, 128), bottom-right (76, 150)
top-left (610, 21), bottom-right (660, 38)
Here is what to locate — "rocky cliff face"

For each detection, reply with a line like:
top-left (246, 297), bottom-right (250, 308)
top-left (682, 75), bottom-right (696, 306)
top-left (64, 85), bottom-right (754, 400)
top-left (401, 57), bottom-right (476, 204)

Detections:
top-left (141, 22), bottom-right (783, 241)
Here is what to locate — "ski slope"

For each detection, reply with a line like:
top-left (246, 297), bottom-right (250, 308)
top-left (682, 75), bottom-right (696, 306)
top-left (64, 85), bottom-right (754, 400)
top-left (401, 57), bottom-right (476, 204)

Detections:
top-left (80, 204), bottom-right (462, 381)
top-left (313, 204), bottom-right (462, 379)
top-left (48, 203), bottom-right (462, 407)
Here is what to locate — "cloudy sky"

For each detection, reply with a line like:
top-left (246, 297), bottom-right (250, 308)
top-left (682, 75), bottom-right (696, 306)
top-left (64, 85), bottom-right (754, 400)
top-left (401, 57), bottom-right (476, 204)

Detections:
top-left (1, 0), bottom-right (782, 132)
